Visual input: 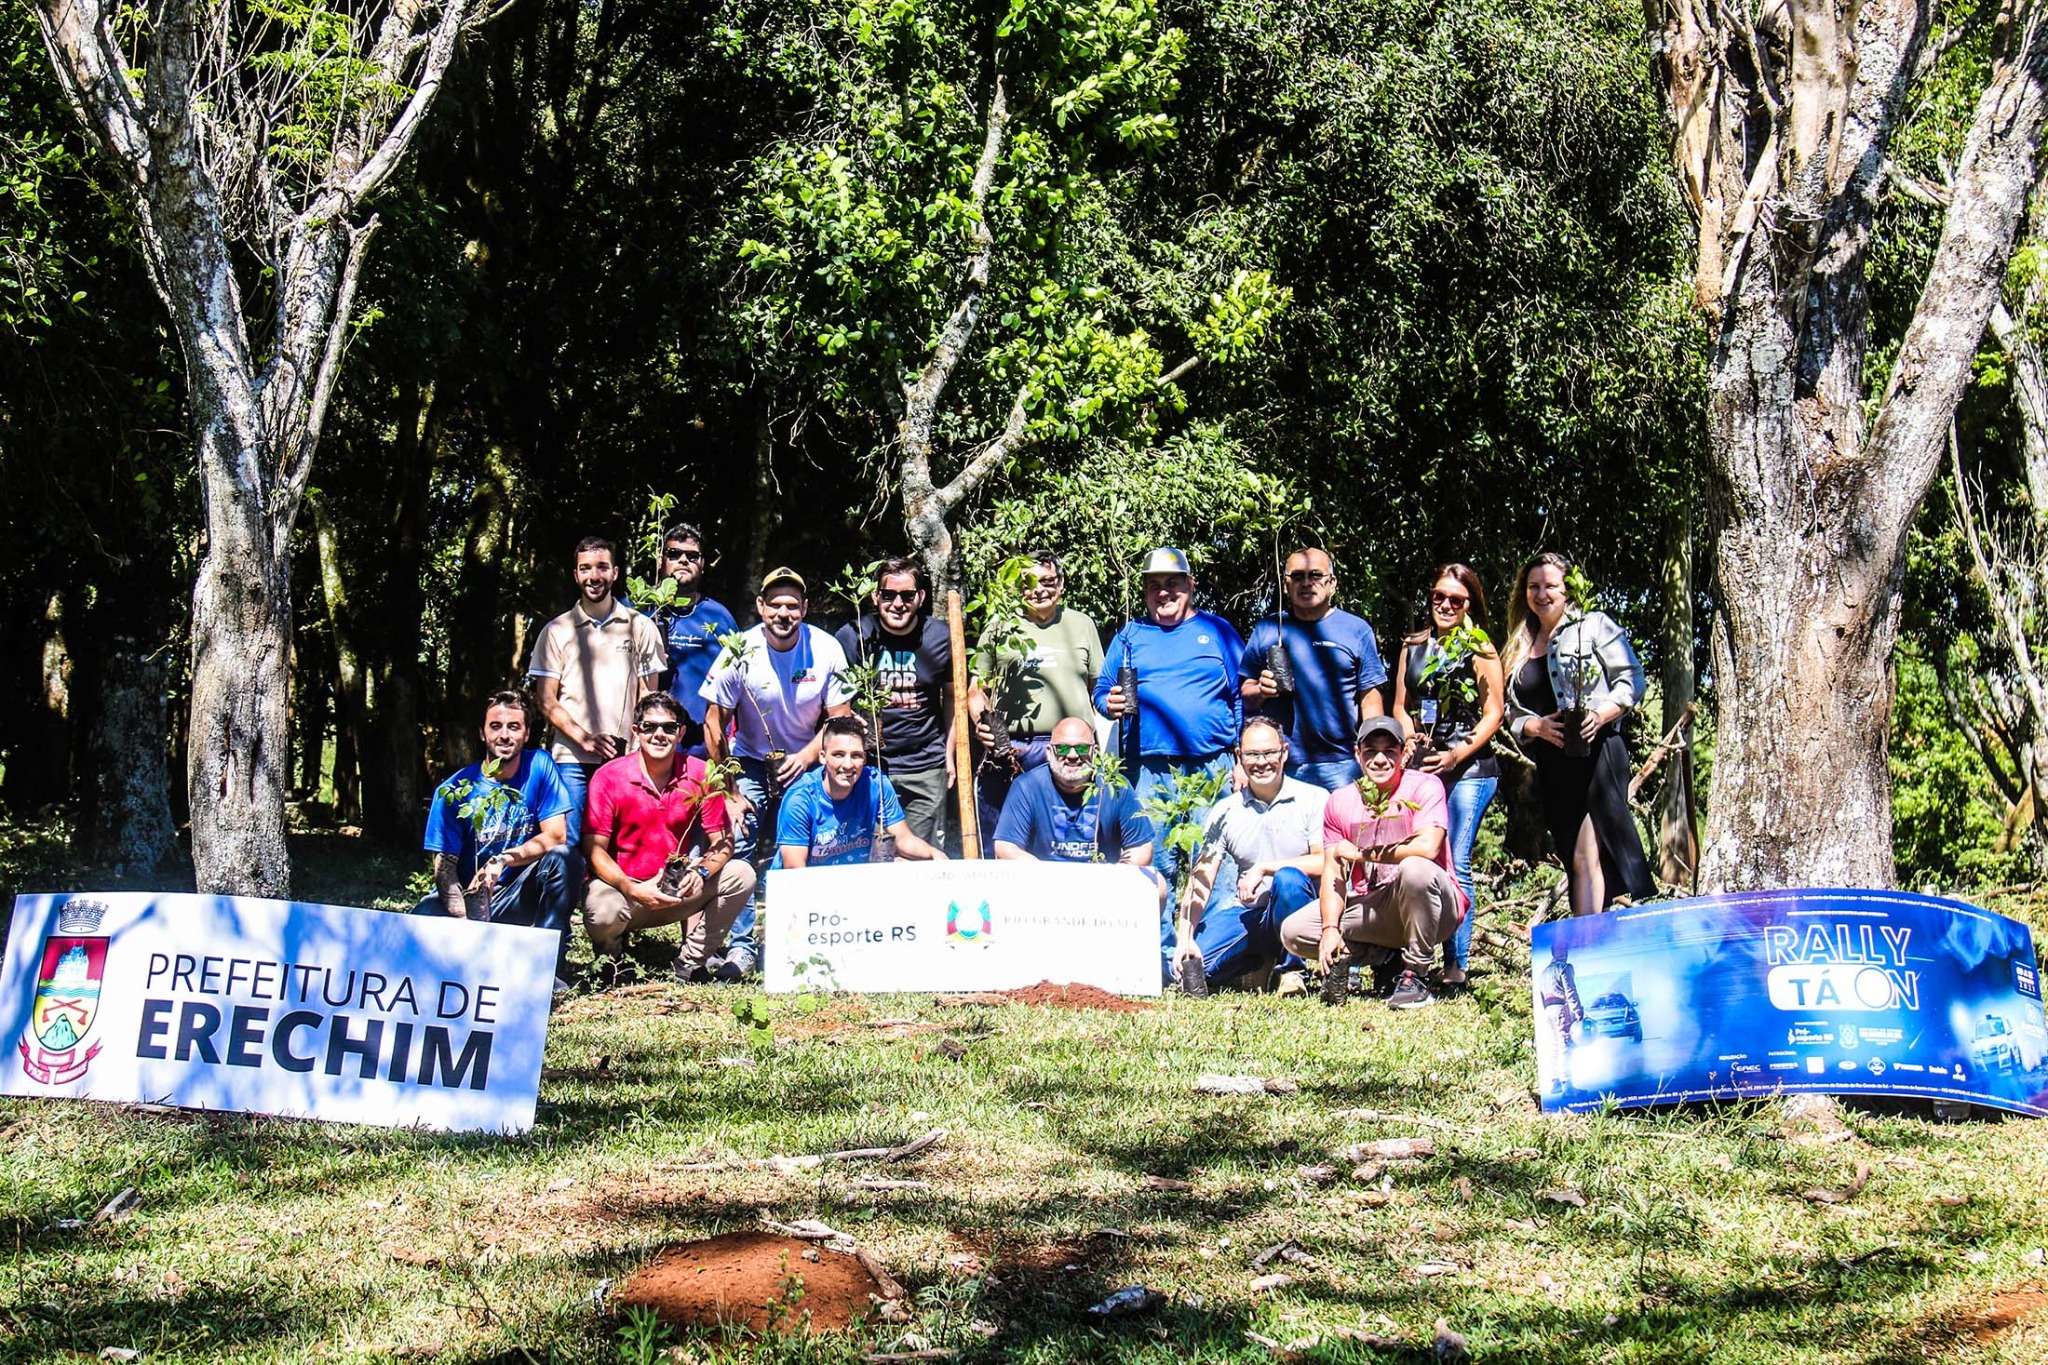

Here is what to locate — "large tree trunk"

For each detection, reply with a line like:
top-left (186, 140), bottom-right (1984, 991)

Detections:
top-left (79, 630), bottom-right (180, 880)
top-left (32, 0), bottom-right (480, 894)
top-left (1650, 0), bottom-right (2048, 890)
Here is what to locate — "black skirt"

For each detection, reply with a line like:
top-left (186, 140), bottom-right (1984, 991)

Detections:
top-left (1530, 724), bottom-right (1655, 906)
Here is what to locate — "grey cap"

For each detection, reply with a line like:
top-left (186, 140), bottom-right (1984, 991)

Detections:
top-left (1354, 715), bottom-right (1407, 749)
top-left (1139, 546), bottom-right (1192, 577)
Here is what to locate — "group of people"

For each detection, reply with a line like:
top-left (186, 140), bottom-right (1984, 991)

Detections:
top-left (416, 526), bottom-right (1659, 1009)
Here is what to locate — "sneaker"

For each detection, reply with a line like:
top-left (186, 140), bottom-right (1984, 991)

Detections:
top-left (1275, 970), bottom-right (1308, 998)
top-left (1388, 971), bottom-right (1434, 1010)
top-left (1176, 955), bottom-right (1211, 999)
top-left (1366, 948), bottom-right (1400, 998)
top-left (722, 945), bottom-right (760, 980)
top-left (674, 959), bottom-right (709, 985)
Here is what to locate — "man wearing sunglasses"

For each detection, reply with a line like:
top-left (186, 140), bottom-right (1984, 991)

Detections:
top-left (1175, 717), bottom-right (1328, 994)
top-left (583, 693), bottom-right (757, 983)
top-left (992, 719), bottom-right (1164, 907)
top-left (834, 557), bottom-right (953, 848)
top-left (1279, 716), bottom-right (1464, 1010)
top-left (1241, 547), bottom-right (1387, 792)
top-left (653, 522), bottom-right (737, 758)
top-left (415, 690), bottom-right (582, 995)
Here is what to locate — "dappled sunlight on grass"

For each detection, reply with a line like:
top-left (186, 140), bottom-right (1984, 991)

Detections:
top-left (4, 845), bottom-right (2048, 1361)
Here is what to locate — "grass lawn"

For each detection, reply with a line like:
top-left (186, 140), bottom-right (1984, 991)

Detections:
top-left (3, 823), bottom-right (2047, 1363)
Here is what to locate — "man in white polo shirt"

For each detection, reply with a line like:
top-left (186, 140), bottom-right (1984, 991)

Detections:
top-left (1174, 715), bottom-right (1327, 996)
top-left (700, 566), bottom-right (854, 975)
top-left (528, 535), bottom-right (667, 844)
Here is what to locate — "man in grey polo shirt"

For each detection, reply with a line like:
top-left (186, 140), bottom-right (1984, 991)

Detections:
top-left (1173, 716), bottom-right (1327, 994)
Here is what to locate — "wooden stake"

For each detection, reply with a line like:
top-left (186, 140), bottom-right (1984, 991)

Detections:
top-left (947, 589), bottom-right (981, 857)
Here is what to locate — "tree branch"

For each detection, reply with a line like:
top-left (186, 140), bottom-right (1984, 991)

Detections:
top-left (1869, 4), bottom-right (2048, 524)
top-left (935, 391), bottom-right (1032, 515)
top-left (339, 0), bottom-right (477, 204)
top-left (29, 0), bottom-right (148, 180)
top-left (280, 214), bottom-right (381, 515)
top-left (899, 75), bottom-right (1010, 489)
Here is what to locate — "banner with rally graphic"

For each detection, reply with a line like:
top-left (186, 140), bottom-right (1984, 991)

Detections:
top-left (764, 862), bottom-right (1161, 995)
top-left (1533, 889), bottom-right (2048, 1117)
top-left (1, 892), bottom-right (556, 1133)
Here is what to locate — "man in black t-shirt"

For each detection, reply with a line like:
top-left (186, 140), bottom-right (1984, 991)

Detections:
top-left (835, 556), bottom-right (954, 845)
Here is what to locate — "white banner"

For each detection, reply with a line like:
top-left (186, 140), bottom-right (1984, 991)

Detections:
top-left (763, 862), bottom-right (1161, 995)
top-left (1, 892), bottom-right (555, 1134)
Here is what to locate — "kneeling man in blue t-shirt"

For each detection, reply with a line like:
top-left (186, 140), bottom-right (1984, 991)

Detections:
top-left (777, 715), bottom-right (948, 867)
top-left (992, 718), bottom-right (1166, 903)
top-left (416, 689), bottom-right (582, 993)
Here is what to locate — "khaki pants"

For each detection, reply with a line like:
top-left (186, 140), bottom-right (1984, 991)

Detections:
top-left (1278, 857), bottom-right (1463, 972)
top-left (583, 860), bottom-right (758, 968)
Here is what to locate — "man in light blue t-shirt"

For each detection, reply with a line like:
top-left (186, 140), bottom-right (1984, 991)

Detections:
top-left (1241, 546), bottom-right (1387, 790)
top-left (776, 716), bottom-right (946, 867)
top-left (653, 521), bottom-right (738, 757)
top-left (414, 690), bottom-right (582, 990)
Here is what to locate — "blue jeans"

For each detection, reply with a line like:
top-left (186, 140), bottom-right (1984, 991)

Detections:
top-left (413, 845), bottom-right (584, 974)
top-left (556, 761), bottom-right (603, 847)
top-left (1192, 866), bottom-right (1317, 986)
top-left (1138, 752), bottom-right (1232, 978)
top-left (1287, 755), bottom-right (1361, 792)
top-left (1444, 775), bottom-right (1497, 971)
top-left (975, 734), bottom-right (1051, 855)
top-left (724, 756), bottom-right (786, 960)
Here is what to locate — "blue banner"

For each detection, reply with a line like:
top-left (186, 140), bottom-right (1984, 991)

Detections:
top-left (1532, 889), bottom-right (2048, 1117)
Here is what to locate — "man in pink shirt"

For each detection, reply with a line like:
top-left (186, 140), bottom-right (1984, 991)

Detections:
top-left (1279, 716), bottom-right (1464, 1010)
top-left (582, 693), bottom-right (758, 983)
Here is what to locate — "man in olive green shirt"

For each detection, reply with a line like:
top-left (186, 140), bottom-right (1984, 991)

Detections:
top-left (969, 551), bottom-right (1104, 849)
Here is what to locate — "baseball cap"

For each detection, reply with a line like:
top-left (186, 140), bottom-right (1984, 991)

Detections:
top-left (759, 566), bottom-right (807, 595)
top-left (1355, 716), bottom-right (1406, 749)
top-left (1139, 547), bottom-right (1192, 577)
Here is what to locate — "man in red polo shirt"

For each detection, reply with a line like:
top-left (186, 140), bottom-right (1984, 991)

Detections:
top-left (582, 692), bottom-right (757, 982)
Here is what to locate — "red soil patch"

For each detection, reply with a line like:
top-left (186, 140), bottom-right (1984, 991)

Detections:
top-left (614, 1232), bottom-right (880, 1334)
top-left (1968, 1284), bottom-right (2048, 1343)
top-left (999, 980), bottom-right (1153, 1012)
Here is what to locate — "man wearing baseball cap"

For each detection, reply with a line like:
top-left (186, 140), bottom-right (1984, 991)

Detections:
top-left (1093, 547), bottom-right (1246, 979)
top-left (1278, 715), bottom-right (1465, 1010)
top-left (699, 566), bottom-right (854, 976)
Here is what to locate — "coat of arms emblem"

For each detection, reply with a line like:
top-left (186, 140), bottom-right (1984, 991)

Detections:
top-left (19, 898), bottom-right (110, 1085)
top-left (945, 900), bottom-right (993, 948)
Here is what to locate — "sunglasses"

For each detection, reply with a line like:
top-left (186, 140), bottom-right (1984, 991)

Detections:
top-left (664, 547), bottom-right (703, 562)
top-left (637, 720), bottom-right (681, 735)
top-left (1287, 571), bottom-right (1331, 584)
top-left (1050, 743), bottom-right (1095, 759)
top-left (876, 588), bottom-right (921, 604)
top-left (1431, 590), bottom-right (1469, 607)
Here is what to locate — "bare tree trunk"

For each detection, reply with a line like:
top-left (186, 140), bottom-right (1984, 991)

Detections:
top-left (1657, 518), bottom-right (1699, 890)
top-left (744, 394), bottom-right (777, 596)
top-left (32, 0), bottom-right (482, 893)
top-left (440, 442), bottom-right (517, 767)
top-left (1649, 0), bottom-right (2048, 890)
top-left (80, 631), bottom-right (180, 881)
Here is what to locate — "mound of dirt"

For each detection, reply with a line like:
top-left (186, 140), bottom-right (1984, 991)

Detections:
top-left (1002, 980), bottom-right (1153, 1012)
top-left (614, 1231), bottom-right (881, 1334)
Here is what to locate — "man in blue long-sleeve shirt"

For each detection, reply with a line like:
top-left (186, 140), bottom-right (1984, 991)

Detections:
top-left (1096, 547), bottom-right (1244, 975)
